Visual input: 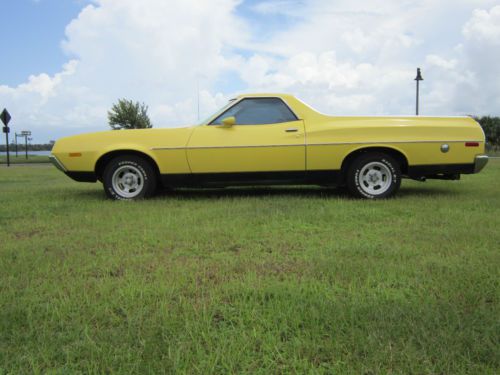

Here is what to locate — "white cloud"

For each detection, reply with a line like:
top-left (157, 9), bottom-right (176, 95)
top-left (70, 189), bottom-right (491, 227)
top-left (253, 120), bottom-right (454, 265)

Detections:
top-left (425, 55), bottom-right (458, 70)
top-left (463, 5), bottom-right (500, 42)
top-left (1, 0), bottom-right (247, 140)
top-left (457, 5), bottom-right (500, 113)
top-left (251, 0), bottom-right (303, 16)
top-left (419, 4), bottom-right (500, 115)
top-left (235, 0), bottom-right (500, 115)
top-left (1, 0), bottom-right (500, 142)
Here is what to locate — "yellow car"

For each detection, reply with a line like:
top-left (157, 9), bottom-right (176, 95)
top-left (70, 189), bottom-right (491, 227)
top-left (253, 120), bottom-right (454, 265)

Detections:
top-left (50, 93), bottom-right (488, 199)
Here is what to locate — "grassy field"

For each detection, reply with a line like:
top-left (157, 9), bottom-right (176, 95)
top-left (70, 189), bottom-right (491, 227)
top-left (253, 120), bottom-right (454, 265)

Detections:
top-left (0, 154), bottom-right (50, 164)
top-left (0, 162), bottom-right (499, 374)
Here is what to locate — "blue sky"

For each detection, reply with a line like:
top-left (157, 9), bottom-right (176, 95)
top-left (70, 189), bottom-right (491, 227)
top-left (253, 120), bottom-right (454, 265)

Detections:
top-left (0, 0), bottom-right (89, 86)
top-left (0, 0), bottom-right (289, 88)
top-left (1, 0), bottom-right (499, 142)
top-left (236, 0), bottom-right (300, 41)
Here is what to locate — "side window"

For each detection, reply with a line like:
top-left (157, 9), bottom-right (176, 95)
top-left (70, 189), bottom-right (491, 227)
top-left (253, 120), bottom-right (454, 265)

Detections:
top-left (210, 98), bottom-right (298, 125)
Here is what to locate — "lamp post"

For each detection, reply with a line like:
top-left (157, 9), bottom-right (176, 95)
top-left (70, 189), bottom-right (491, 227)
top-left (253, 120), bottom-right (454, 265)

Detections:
top-left (415, 68), bottom-right (424, 116)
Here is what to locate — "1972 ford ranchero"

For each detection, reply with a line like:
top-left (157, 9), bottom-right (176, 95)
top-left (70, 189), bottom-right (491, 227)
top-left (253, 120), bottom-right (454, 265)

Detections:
top-left (50, 93), bottom-right (488, 199)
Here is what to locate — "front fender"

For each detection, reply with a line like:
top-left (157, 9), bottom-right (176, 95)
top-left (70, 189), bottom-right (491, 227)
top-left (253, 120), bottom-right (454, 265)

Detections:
top-left (93, 144), bottom-right (162, 172)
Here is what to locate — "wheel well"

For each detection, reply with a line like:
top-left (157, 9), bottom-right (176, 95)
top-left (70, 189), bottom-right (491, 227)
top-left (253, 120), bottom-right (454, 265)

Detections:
top-left (95, 150), bottom-right (161, 181)
top-left (340, 147), bottom-right (409, 180)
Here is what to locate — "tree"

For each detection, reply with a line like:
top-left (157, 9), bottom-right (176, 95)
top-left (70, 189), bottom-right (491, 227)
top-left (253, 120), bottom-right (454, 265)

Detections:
top-left (475, 116), bottom-right (500, 151)
top-left (108, 99), bottom-right (153, 130)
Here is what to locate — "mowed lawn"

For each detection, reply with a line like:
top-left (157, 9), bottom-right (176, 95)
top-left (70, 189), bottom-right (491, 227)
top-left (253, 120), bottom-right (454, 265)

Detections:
top-left (0, 155), bottom-right (50, 164)
top-left (0, 162), bottom-right (499, 374)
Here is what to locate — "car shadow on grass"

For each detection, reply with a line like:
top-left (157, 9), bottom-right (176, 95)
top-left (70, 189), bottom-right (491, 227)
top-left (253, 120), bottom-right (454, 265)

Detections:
top-left (154, 185), bottom-right (455, 200)
top-left (396, 186), bottom-right (459, 198)
top-left (155, 186), bottom-right (344, 200)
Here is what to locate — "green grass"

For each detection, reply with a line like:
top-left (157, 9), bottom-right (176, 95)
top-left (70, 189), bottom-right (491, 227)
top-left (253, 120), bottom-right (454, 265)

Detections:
top-left (1, 162), bottom-right (499, 374)
top-left (0, 154), bottom-right (50, 164)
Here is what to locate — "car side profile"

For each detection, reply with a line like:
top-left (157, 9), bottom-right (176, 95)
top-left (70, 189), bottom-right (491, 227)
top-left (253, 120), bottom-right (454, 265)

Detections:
top-left (50, 93), bottom-right (488, 199)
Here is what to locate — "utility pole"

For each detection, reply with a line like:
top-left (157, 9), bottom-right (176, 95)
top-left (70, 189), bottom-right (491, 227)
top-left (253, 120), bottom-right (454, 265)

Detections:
top-left (415, 68), bottom-right (424, 116)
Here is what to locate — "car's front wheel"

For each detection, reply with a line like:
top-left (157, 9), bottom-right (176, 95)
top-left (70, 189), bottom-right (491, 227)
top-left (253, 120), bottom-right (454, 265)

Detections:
top-left (346, 153), bottom-right (401, 199)
top-left (103, 155), bottom-right (157, 200)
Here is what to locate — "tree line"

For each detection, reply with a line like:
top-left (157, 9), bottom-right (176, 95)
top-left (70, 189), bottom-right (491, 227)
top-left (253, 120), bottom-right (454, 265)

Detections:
top-left (475, 116), bottom-right (500, 150)
top-left (0, 141), bottom-right (54, 152)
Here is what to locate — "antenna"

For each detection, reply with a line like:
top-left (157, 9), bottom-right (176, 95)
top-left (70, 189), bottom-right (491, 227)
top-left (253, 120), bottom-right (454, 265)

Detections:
top-left (197, 74), bottom-right (200, 121)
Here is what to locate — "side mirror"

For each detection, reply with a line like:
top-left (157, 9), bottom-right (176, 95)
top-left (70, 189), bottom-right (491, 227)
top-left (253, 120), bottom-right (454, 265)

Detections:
top-left (220, 116), bottom-right (236, 127)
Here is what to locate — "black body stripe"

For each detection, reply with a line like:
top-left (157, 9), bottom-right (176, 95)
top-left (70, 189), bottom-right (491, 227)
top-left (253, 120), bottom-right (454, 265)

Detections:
top-left (63, 163), bottom-right (476, 186)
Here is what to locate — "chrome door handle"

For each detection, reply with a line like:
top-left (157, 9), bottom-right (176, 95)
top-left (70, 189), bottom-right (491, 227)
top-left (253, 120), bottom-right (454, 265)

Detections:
top-left (285, 128), bottom-right (298, 132)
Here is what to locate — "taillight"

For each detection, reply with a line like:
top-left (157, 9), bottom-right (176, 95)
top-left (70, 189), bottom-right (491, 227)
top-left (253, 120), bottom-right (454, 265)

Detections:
top-left (465, 142), bottom-right (479, 147)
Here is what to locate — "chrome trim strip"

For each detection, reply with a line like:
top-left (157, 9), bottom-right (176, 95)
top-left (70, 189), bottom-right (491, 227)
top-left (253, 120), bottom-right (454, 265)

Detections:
top-left (474, 155), bottom-right (488, 173)
top-left (49, 155), bottom-right (67, 172)
top-left (307, 140), bottom-right (484, 146)
top-left (152, 144), bottom-right (304, 151)
top-left (151, 139), bottom-right (483, 151)
top-left (151, 146), bottom-right (187, 150)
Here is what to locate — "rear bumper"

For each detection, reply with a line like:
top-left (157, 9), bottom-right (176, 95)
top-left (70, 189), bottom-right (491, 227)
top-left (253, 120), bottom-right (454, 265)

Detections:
top-left (407, 156), bottom-right (488, 179)
top-left (474, 155), bottom-right (488, 173)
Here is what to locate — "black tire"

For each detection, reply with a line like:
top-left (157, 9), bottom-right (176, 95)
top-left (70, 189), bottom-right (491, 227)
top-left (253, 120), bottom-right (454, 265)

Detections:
top-left (102, 155), bottom-right (157, 200)
top-left (346, 153), bottom-right (401, 199)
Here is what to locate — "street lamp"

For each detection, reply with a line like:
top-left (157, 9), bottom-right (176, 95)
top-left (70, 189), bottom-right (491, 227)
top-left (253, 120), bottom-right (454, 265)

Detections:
top-left (415, 68), bottom-right (424, 116)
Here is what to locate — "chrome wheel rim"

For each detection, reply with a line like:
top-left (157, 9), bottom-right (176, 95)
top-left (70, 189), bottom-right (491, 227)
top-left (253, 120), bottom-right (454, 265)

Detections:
top-left (111, 165), bottom-right (144, 198)
top-left (358, 161), bottom-right (392, 195)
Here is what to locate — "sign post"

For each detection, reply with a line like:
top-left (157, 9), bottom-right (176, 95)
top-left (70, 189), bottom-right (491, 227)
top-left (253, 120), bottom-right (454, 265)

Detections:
top-left (21, 131), bottom-right (31, 159)
top-left (1, 109), bottom-right (11, 167)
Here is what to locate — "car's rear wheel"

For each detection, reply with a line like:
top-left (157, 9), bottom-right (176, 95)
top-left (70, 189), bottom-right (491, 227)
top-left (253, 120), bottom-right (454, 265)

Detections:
top-left (346, 153), bottom-right (401, 199)
top-left (103, 155), bottom-right (157, 200)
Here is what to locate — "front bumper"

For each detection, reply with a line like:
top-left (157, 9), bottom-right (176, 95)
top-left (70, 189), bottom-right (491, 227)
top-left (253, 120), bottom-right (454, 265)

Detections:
top-left (49, 155), bottom-right (67, 172)
top-left (474, 155), bottom-right (489, 173)
top-left (50, 155), bottom-right (97, 182)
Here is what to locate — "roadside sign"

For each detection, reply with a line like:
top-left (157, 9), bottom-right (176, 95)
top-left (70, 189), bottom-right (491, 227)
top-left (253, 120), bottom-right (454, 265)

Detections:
top-left (2, 109), bottom-right (11, 166)
top-left (1, 108), bottom-right (11, 126)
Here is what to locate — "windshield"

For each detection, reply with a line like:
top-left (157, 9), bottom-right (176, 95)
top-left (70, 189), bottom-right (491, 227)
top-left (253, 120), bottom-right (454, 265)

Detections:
top-left (198, 99), bottom-right (237, 125)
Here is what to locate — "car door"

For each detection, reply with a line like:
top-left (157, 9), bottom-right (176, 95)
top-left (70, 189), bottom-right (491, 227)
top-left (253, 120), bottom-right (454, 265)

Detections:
top-left (187, 98), bottom-right (305, 176)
